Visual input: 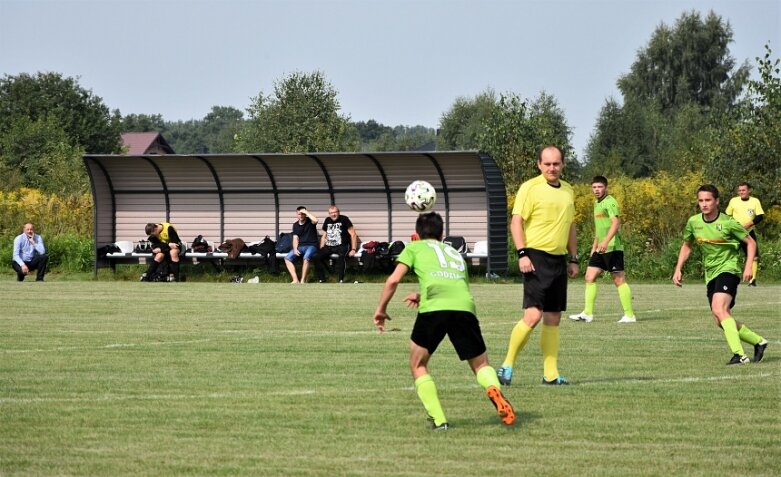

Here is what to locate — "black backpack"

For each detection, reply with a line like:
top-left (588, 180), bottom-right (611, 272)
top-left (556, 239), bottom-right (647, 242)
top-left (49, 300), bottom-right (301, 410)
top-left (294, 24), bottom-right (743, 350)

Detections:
top-left (249, 236), bottom-right (276, 255)
top-left (443, 236), bottom-right (468, 254)
top-left (275, 232), bottom-right (294, 253)
top-left (388, 240), bottom-right (406, 256)
top-left (134, 239), bottom-right (152, 253)
top-left (190, 235), bottom-right (210, 253)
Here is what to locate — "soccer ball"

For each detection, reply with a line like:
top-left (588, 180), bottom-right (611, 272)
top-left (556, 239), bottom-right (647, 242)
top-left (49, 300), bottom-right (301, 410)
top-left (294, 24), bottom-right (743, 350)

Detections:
top-left (405, 180), bottom-right (437, 212)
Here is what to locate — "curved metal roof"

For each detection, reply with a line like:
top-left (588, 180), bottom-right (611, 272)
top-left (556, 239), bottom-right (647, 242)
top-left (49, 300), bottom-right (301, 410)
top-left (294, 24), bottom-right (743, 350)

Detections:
top-left (84, 151), bottom-right (508, 273)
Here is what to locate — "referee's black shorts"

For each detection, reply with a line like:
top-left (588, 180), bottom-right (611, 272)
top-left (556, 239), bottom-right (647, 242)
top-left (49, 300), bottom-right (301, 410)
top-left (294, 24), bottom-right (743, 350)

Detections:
top-left (522, 249), bottom-right (568, 312)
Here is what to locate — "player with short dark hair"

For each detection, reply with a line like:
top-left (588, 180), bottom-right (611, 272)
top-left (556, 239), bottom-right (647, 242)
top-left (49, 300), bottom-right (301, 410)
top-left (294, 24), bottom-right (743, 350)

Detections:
top-left (672, 184), bottom-right (768, 364)
top-left (373, 212), bottom-right (515, 430)
top-left (496, 145), bottom-right (579, 386)
top-left (570, 176), bottom-right (636, 323)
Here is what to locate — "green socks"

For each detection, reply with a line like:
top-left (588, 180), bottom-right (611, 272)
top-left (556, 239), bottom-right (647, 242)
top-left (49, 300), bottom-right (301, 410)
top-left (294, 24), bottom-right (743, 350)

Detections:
top-left (617, 283), bottom-right (634, 317)
top-left (414, 374), bottom-right (446, 426)
top-left (584, 282), bottom-right (597, 315)
top-left (738, 324), bottom-right (763, 346)
top-left (476, 365), bottom-right (501, 390)
top-left (721, 318), bottom-right (744, 355)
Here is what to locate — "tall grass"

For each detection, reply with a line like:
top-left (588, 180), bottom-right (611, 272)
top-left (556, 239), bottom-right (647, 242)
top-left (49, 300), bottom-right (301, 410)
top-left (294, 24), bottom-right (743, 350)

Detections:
top-left (1, 282), bottom-right (778, 476)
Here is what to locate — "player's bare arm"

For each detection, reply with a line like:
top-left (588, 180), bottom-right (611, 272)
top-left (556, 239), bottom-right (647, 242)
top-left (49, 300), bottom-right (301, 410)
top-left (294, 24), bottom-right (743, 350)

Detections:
top-left (673, 241), bottom-right (693, 286)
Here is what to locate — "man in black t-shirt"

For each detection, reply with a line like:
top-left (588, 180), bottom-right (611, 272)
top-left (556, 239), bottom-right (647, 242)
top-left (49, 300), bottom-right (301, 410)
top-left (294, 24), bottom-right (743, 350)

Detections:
top-left (284, 206), bottom-right (319, 284)
top-left (314, 205), bottom-right (358, 283)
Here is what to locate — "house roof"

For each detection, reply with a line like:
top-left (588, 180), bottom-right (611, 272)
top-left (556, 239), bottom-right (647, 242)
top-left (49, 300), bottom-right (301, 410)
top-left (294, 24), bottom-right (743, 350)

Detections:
top-left (121, 132), bottom-right (175, 155)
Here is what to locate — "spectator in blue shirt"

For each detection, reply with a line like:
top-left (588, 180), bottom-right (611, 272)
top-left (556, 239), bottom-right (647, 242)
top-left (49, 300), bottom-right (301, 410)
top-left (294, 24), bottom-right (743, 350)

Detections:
top-left (12, 223), bottom-right (48, 282)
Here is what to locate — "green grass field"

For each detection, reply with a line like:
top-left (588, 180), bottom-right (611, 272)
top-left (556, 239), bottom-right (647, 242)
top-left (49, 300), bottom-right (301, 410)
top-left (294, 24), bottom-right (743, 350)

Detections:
top-left (1, 280), bottom-right (779, 476)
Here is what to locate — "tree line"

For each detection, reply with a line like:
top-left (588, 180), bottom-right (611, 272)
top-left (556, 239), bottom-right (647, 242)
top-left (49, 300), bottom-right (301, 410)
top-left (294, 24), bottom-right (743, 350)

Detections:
top-left (0, 10), bottom-right (778, 209)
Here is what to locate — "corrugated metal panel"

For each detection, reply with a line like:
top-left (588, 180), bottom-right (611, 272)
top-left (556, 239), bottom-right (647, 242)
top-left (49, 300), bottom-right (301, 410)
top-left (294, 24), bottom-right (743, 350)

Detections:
top-left (85, 152), bottom-right (508, 274)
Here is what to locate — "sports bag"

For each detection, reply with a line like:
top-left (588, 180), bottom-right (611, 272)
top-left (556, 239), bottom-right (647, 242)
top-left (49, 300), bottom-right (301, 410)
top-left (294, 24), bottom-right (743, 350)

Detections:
top-left (388, 240), bottom-right (405, 256)
top-left (443, 236), bottom-right (468, 254)
top-left (134, 239), bottom-right (152, 253)
top-left (190, 235), bottom-right (211, 253)
top-left (249, 236), bottom-right (276, 255)
top-left (275, 232), bottom-right (294, 253)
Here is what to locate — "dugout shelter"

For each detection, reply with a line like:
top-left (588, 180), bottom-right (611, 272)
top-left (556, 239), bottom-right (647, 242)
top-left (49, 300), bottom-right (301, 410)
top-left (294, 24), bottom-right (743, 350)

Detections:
top-left (84, 151), bottom-right (508, 274)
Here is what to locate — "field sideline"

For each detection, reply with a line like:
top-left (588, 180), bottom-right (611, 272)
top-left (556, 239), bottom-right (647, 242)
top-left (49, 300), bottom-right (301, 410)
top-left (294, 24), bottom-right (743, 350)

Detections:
top-left (1, 281), bottom-right (779, 476)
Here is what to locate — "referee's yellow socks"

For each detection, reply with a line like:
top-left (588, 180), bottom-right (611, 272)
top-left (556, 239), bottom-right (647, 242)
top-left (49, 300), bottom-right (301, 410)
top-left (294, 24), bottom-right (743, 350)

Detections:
top-left (541, 324), bottom-right (561, 381)
top-left (502, 321), bottom-right (533, 368)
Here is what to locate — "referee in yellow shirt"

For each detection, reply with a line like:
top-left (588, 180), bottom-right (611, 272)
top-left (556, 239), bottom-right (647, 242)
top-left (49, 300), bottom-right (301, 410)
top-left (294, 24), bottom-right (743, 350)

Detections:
top-left (726, 182), bottom-right (764, 286)
top-left (497, 145), bottom-right (579, 386)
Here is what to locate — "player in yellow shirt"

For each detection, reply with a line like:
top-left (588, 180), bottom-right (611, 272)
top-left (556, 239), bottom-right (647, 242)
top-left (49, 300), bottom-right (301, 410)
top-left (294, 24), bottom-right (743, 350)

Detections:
top-left (497, 145), bottom-right (579, 386)
top-left (725, 182), bottom-right (764, 286)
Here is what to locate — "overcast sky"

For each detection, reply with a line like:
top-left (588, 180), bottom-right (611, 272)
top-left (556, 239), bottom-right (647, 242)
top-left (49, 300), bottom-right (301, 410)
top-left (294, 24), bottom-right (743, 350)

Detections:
top-left (1, 0), bottom-right (778, 157)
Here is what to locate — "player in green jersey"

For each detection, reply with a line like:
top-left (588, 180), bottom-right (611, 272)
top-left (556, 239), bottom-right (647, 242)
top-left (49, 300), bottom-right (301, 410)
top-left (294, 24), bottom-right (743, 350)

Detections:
top-left (373, 212), bottom-right (515, 430)
top-left (672, 184), bottom-right (768, 365)
top-left (570, 176), bottom-right (636, 323)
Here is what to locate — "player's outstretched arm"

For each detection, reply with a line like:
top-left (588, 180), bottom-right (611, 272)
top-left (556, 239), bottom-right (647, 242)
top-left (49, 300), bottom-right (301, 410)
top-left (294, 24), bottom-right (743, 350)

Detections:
top-left (373, 262), bottom-right (410, 332)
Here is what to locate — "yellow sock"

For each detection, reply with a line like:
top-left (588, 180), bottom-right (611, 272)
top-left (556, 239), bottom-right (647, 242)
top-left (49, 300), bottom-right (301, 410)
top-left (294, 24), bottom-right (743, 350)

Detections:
top-left (584, 282), bottom-right (597, 315)
top-left (752, 261), bottom-right (758, 282)
top-left (721, 318), bottom-right (744, 355)
top-left (476, 366), bottom-right (501, 390)
top-left (502, 321), bottom-right (533, 368)
top-left (415, 374), bottom-right (446, 426)
top-left (738, 325), bottom-right (762, 345)
top-left (540, 324), bottom-right (561, 381)
top-left (617, 283), bottom-right (635, 317)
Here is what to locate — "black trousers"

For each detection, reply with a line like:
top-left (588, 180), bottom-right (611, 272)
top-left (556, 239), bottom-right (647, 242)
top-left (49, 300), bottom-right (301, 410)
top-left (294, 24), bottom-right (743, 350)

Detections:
top-left (314, 244), bottom-right (349, 281)
top-left (13, 254), bottom-right (48, 281)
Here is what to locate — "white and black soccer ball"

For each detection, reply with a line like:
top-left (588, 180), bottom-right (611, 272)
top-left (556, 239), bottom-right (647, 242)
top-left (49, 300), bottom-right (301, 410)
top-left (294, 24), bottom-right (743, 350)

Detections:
top-left (405, 180), bottom-right (437, 213)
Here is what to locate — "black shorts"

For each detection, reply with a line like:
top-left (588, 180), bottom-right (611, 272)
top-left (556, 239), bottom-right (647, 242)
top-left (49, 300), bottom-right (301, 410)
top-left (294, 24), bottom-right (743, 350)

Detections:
top-left (739, 230), bottom-right (759, 260)
top-left (410, 310), bottom-right (486, 361)
top-left (522, 249), bottom-right (568, 312)
top-left (706, 273), bottom-right (739, 310)
top-left (587, 251), bottom-right (625, 273)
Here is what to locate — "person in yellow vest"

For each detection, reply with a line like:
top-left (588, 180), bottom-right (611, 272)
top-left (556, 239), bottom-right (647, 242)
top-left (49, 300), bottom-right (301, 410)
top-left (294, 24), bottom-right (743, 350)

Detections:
top-left (726, 182), bottom-right (764, 287)
top-left (142, 222), bottom-right (183, 282)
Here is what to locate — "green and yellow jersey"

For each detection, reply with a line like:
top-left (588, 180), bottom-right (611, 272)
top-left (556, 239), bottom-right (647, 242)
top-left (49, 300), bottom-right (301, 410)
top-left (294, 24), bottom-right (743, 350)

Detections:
top-left (594, 194), bottom-right (623, 252)
top-left (512, 174), bottom-right (575, 255)
top-left (683, 212), bottom-right (748, 283)
top-left (726, 196), bottom-right (764, 228)
top-left (396, 239), bottom-right (476, 314)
